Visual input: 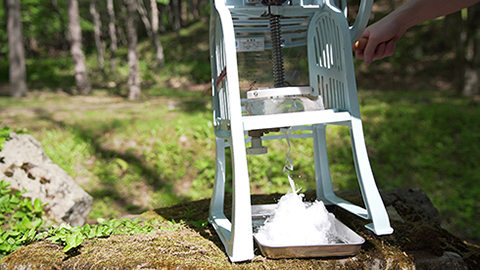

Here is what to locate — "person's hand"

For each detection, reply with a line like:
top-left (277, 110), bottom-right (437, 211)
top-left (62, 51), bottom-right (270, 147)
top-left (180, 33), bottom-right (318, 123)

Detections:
top-left (355, 15), bottom-right (406, 66)
top-left (355, 0), bottom-right (480, 66)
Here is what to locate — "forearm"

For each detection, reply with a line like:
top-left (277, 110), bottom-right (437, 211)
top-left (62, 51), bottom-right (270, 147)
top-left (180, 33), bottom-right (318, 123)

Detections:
top-left (356, 0), bottom-right (480, 65)
top-left (392, 0), bottom-right (480, 31)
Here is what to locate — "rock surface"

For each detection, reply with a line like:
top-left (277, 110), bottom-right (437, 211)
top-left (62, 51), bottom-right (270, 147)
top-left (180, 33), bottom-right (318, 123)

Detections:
top-left (1, 188), bottom-right (479, 269)
top-left (0, 133), bottom-right (92, 226)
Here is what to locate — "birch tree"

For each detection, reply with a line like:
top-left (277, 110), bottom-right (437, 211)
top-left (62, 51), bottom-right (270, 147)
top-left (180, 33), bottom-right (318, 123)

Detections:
top-left (6, 0), bottom-right (27, 98)
top-left (107, 0), bottom-right (118, 73)
top-left (125, 0), bottom-right (141, 100)
top-left (150, 0), bottom-right (165, 67)
top-left (137, 0), bottom-right (165, 67)
top-left (67, 0), bottom-right (91, 95)
top-left (90, 0), bottom-right (105, 74)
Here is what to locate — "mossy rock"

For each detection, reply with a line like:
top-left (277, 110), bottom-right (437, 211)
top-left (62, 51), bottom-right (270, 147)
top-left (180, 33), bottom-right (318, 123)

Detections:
top-left (0, 221), bottom-right (231, 269)
top-left (1, 189), bottom-right (479, 269)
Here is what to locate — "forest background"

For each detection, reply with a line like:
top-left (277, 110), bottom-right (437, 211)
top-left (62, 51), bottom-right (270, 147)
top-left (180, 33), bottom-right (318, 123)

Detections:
top-left (1, 0), bottom-right (480, 246)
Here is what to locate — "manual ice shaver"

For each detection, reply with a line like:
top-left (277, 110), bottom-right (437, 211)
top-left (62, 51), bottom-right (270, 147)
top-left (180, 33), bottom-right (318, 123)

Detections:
top-left (208, 0), bottom-right (394, 262)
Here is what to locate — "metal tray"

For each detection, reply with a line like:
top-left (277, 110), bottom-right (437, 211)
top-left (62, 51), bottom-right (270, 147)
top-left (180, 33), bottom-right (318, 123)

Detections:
top-left (251, 204), bottom-right (365, 259)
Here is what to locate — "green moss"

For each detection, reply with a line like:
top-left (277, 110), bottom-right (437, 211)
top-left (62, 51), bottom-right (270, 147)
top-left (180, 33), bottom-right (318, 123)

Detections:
top-left (1, 222), bottom-right (232, 269)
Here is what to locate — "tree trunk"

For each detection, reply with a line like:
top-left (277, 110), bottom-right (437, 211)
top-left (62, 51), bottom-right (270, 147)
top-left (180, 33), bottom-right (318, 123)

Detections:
top-left (6, 0), bottom-right (28, 98)
top-left (125, 0), bottom-right (141, 100)
top-left (137, 0), bottom-right (154, 36)
top-left (67, 0), bottom-right (91, 95)
top-left (198, 0), bottom-right (208, 19)
top-left (158, 3), bottom-right (166, 33)
top-left (180, 0), bottom-right (187, 25)
top-left (444, 12), bottom-right (466, 95)
top-left (171, 0), bottom-right (181, 32)
top-left (50, 0), bottom-right (70, 50)
top-left (187, 0), bottom-right (198, 21)
top-left (137, 0), bottom-right (165, 67)
top-left (117, 3), bottom-right (129, 46)
top-left (150, 0), bottom-right (165, 66)
top-left (90, 0), bottom-right (105, 75)
top-left (107, 0), bottom-right (118, 73)
top-left (463, 4), bottom-right (480, 97)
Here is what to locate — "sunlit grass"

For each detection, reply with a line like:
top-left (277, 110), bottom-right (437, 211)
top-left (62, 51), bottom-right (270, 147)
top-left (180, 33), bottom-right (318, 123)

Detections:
top-left (359, 90), bottom-right (480, 239)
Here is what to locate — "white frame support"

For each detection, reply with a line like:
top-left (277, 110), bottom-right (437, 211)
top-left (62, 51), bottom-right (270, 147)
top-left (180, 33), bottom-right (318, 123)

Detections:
top-left (209, 0), bottom-right (392, 262)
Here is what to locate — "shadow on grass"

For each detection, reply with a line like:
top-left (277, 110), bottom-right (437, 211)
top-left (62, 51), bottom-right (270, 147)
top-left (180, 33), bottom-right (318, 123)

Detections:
top-left (143, 85), bottom-right (211, 114)
top-left (31, 107), bottom-right (190, 213)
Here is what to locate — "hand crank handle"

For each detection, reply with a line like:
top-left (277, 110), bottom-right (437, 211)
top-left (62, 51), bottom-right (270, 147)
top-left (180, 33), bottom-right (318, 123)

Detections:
top-left (348, 0), bottom-right (373, 46)
top-left (352, 37), bottom-right (368, 51)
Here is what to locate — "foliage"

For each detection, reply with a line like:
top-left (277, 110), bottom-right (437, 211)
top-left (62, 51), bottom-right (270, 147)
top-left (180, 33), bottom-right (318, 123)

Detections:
top-left (0, 179), bottom-right (180, 256)
top-left (0, 181), bottom-right (46, 256)
top-left (21, 0), bottom-right (68, 54)
top-left (39, 217), bottom-right (179, 253)
top-left (0, 126), bottom-right (14, 151)
top-left (0, 125), bottom-right (27, 154)
top-left (26, 56), bottom-right (75, 89)
top-left (157, 0), bottom-right (170, 5)
top-left (0, 5), bottom-right (6, 55)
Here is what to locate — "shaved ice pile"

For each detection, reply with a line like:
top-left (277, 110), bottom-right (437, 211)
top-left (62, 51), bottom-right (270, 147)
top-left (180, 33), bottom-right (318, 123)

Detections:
top-left (254, 192), bottom-right (339, 246)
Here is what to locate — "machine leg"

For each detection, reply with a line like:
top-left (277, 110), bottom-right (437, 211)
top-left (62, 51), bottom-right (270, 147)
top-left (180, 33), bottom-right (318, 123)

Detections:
top-left (313, 124), bottom-right (336, 203)
top-left (350, 117), bottom-right (393, 235)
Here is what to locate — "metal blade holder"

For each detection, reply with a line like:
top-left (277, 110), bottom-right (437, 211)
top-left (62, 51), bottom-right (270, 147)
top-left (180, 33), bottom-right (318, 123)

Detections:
top-left (262, 0), bottom-right (287, 88)
top-left (247, 0), bottom-right (287, 154)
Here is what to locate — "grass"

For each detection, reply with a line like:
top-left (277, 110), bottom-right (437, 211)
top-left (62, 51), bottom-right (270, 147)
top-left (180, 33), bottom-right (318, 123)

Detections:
top-left (2, 88), bottom-right (479, 243)
top-left (358, 90), bottom-right (480, 239)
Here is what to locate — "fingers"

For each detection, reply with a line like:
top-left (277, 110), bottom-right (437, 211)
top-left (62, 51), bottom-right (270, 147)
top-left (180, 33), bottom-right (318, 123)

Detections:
top-left (361, 35), bottom-right (378, 66)
top-left (355, 49), bottom-right (365, 60)
top-left (374, 42), bottom-right (387, 61)
top-left (385, 40), bottom-right (396, 57)
top-left (357, 40), bottom-right (396, 66)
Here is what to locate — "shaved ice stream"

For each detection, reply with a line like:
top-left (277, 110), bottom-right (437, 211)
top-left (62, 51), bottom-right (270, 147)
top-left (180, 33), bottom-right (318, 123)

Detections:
top-left (254, 129), bottom-right (344, 246)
